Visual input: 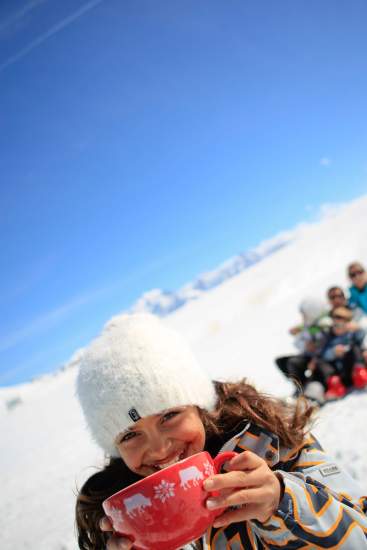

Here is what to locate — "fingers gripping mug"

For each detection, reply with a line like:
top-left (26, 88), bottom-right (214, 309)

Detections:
top-left (103, 450), bottom-right (237, 550)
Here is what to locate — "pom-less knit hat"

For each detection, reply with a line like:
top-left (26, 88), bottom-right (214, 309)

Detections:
top-left (76, 313), bottom-right (217, 456)
top-left (299, 297), bottom-right (327, 326)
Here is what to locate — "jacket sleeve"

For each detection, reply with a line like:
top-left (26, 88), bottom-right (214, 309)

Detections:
top-left (354, 329), bottom-right (367, 349)
top-left (252, 437), bottom-right (367, 548)
top-left (353, 309), bottom-right (367, 332)
top-left (349, 286), bottom-right (361, 310)
top-left (293, 330), bottom-right (309, 352)
top-left (322, 344), bottom-right (337, 361)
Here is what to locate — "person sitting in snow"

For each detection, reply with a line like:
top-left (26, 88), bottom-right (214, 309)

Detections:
top-left (326, 285), bottom-right (367, 331)
top-left (316, 306), bottom-right (367, 400)
top-left (348, 261), bottom-right (367, 315)
top-left (327, 286), bottom-right (350, 312)
top-left (275, 297), bottom-right (330, 395)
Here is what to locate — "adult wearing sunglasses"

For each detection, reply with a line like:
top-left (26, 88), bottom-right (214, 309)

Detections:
top-left (327, 286), bottom-right (367, 331)
top-left (327, 286), bottom-right (348, 309)
top-left (348, 262), bottom-right (367, 314)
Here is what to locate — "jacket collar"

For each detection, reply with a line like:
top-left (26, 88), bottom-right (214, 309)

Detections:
top-left (218, 421), bottom-right (281, 467)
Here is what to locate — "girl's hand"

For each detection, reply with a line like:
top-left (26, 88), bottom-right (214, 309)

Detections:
top-left (203, 451), bottom-right (283, 527)
top-left (100, 516), bottom-right (134, 550)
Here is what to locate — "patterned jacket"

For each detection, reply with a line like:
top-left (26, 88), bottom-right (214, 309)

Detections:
top-left (199, 422), bottom-right (367, 549)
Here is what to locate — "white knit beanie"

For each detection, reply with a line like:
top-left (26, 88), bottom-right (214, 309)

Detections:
top-left (299, 296), bottom-right (328, 326)
top-left (76, 313), bottom-right (217, 456)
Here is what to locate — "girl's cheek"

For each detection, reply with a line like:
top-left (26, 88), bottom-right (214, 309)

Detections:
top-left (188, 428), bottom-right (206, 451)
top-left (118, 446), bottom-right (139, 470)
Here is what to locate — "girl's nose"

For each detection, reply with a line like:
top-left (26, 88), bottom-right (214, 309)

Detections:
top-left (145, 435), bottom-right (173, 461)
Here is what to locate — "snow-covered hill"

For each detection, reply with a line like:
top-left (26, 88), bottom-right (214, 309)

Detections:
top-left (131, 232), bottom-right (292, 316)
top-left (1, 194), bottom-right (367, 550)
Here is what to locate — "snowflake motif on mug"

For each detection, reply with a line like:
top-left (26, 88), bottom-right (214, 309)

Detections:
top-left (154, 480), bottom-right (176, 502)
top-left (203, 460), bottom-right (215, 477)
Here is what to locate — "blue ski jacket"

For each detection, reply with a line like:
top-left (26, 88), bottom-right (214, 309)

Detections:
top-left (349, 284), bottom-right (367, 314)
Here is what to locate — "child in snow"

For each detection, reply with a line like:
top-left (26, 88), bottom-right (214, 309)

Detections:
top-left (316, 306), bottom-right (367, 399)
top-left (348, 261), bottom-right (367, 315)
top-left (75, 313), bottom-right (367, 550)
top-left (327, 285), bottom-right (367, 331)
top-left (275, 297), bottom-right (330, 394)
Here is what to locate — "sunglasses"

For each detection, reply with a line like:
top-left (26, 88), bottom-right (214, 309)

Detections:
top-left (349, 270), bottom-right (364, 279)
top-left (329, 293), bottom-right (344, 300)
top-left (333, 321), bottom-right (348, 329)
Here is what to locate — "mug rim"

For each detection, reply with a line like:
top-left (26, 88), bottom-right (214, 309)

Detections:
top-left (103, 450), bottom-right (211, 507)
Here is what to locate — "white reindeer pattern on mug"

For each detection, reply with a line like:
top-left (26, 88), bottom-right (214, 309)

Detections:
top-left (122, 461), bottom-right (208, 514)
top-left (123, 493), bottom-right (152, 517)
top-left (179, 466), bottom-right (204, 490)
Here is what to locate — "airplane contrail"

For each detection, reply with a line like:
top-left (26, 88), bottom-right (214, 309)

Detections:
top-left (0, 0), bottom-right (105, 74)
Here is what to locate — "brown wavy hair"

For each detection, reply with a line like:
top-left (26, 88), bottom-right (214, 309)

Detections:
top-left (75, 379), bottom-right (314, 549)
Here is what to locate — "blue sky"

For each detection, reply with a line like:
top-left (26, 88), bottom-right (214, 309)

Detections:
top-left (1, 0), bottom-right (367, 386)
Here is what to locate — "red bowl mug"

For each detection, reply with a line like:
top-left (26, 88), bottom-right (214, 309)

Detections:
top-left (103, 450), bottom-right (237, 550)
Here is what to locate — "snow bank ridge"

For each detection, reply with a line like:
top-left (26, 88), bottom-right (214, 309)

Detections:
top-left (131, 233), bottom-right (293, 316)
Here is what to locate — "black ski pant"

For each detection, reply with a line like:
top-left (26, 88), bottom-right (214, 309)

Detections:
top-left (317, 346), bottom-right (364, 388)
top-left (276, 354), bottom-right (338, 392)
top-left (275, 354), bottom-right (311, 391)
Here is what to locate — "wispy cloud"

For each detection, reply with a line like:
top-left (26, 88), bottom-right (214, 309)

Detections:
top-left (320, 157), bottom-right (332, 166)
top-left (0, 255), bottom-right (172, 353)
top-left (0, 0), bottom-right (47, 35)
top-left (0, 347), bottom-right (56, 385)
top-left (0, 242), bottom-right (205, 355)
top-left (0, 0), bottom-right (104, 74)
top-left (0, 340), bottom-right (77, 385)
top-left (0, 290), bottom-right (103, 353)
top-left (1, 255), bottom-right (57, 305)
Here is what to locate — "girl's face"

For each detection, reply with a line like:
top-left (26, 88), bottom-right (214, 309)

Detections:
top-left (115, 406), bottom-right (206, 477)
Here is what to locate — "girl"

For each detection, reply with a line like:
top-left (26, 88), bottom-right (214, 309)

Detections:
top-left (76, 314), bottom-right (367, 549)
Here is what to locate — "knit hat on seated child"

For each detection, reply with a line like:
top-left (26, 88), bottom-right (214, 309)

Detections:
top-left (299, 296), bottom-right (328, 326)
top-left (76, 313), bottom-right (217, 456)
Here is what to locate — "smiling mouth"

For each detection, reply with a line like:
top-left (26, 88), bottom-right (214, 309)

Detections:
top-left (150, 448), bottom-right (187, 471)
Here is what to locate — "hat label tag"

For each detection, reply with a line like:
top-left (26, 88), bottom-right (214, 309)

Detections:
top-left (128, 408), bottom-right (141, 422)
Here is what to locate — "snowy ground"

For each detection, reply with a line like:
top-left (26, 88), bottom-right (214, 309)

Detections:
top-left (1, 195), bottom-right (367, 549)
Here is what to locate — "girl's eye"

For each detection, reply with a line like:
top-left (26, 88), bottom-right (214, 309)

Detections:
top-left (120, 431), bottom-right (137, 443)
top-left (161, 410), bottom-right (180, 423)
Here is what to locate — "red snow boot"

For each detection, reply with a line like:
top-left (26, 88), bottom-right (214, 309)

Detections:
top-left (352, 364), bottom-right (367, 389)
top-left (325, 375), bottom-right (347, 400)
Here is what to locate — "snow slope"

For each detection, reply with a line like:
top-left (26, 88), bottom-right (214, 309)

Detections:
top-left (131, 232), bottom-right (292, 316)
top-left (1, 195), bottom-right (367, 550)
